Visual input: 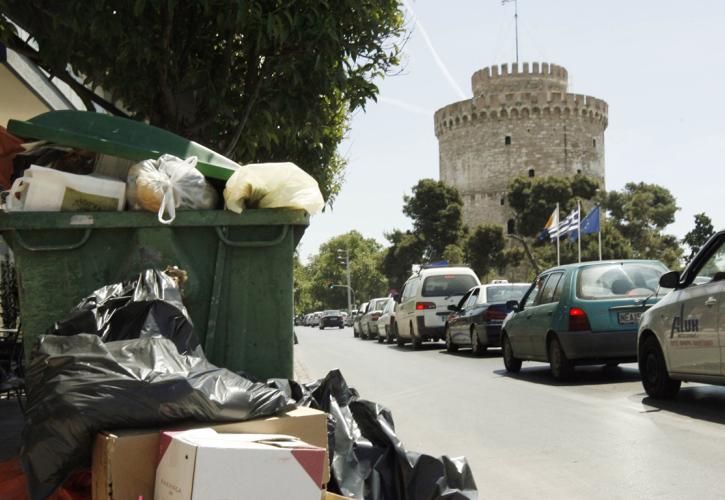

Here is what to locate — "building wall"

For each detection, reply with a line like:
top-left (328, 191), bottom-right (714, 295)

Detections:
top-left (0, 64), bottom-right (50, 128)
top-left (435, 62), bottom-right (608, 229)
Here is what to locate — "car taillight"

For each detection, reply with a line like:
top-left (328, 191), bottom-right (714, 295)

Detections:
top-left (416, 302), bottom-right (436, 310)
top-left (484, 308), bottom-right (506, 321)
top-left (569, 307), bottom-right (591, 331)
top-left (372, 313), bottom-right (381, 320)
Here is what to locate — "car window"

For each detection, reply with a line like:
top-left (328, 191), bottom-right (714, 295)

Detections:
top-left (465, 289), bottom-right (479, 308)
top-left (577, 262), bottom-right (668, 300)
top-left (456, 290), bottom-right (473, 309)
top-left (693, 242), bottom-right (725, 285)
top-left (422, 274), bottom-right (478, 297)
top-left (522, 278), bottom-right (544, 309)
top-left (552, 274), bottom-right (567, 302)
top-left (538, 273), bottom-right (564, 304)
top-left (484, 285), bottom-right (530, 303)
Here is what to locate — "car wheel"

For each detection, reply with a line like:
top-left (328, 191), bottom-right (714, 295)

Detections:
top-left (640, 335), bottom-right (681, 399)
top-left (502, 333), bottom-right (521, 373)
top-left (548, 336), bottom-right (574, 381)
top-left (353, 328), bottom-right (359, 338)
top-left (470, 326), bottom-right (487, 357)
top-left (339, 325), bottom-right (343, 329)
top-left (445, 325), bottom-right (458, 353)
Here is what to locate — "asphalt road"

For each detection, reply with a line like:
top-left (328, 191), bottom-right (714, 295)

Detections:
top-left (295, 326), bottom-right (725, 500)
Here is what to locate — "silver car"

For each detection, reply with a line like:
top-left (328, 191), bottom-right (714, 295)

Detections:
top-left (360, 297), bottom-right (389, 340)
top-left (376, 298), bottom-right (396, 343)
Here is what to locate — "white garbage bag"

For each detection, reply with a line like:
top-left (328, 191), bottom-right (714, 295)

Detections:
top-left (223, 162), bottom-right (325, 215)
top-left (126, 154), bottom-right (217, 224)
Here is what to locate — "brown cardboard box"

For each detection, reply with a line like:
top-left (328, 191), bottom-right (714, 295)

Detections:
top-left (324, 492), bottom-right (349, 499)
top-left (92, 407), bottom-right (329, 500)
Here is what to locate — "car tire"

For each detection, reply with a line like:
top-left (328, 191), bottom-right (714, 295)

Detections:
top-left (445, 325), bottom-right (458, 353)
top-left (470, 326), bottom-right (487, 357)
top-left (339, 325), bottom-right (343, 329)
top-left (502, 333), bottom-right (521, 373)
top-left (353, 328), bottom-right (359, 338)
top-left (548, 336), bottom-right (574, 381)
top-left (640, 335), bottom-right (681, 399)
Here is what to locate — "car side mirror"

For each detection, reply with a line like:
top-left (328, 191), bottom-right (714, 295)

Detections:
top-left (447, 305), bottom-right (458, 312)
top-left (393, 294), bottom-right (400, 303)
top-left (506, 300), bottom-right (519, 312)
top-left (659, 270), bottom-right (681, 289)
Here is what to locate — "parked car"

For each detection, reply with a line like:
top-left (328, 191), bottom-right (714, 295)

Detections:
top-left (501, 260), bottom-right (669, 380)
top-left (319, 310), bottom-right (344, 329)
top-left (360, 297), bottom-right (389, 339)
top-left (309, 311), bottom-right (322, 327)
top-left (353, 302), bottom-right (368, 338)
top-left (637, 230), bottom-right (725, 398)
top-left (345, 310), bottom-right (358, 327)
top-left (445, 282), bottom-right (530, 355)
top-left (394, 265), bottom-right (481, 348)
top-left (377, 298), bottom-right (397, 343)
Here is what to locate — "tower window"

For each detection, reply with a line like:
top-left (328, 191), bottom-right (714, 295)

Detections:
top-left (593, 138), bottom-right (597, 148)
top-left (505, 136), bottom-right (511, 145)
top-left (528, 169), bottom-right (535, 177)
top-left (500, 197), bottom-right (505, 206)
top-left (577, 169), bottom-right (582, 174)
top-left (507, 219), bottom-right (516, 235)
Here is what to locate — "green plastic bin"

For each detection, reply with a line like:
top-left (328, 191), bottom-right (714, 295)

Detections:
top-left (0, 208), bottom-right (308, 379)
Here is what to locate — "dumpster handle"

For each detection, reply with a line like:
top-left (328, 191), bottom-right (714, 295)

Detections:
top-left (14, 228), bottom-right (92, 252)
top-left (215, 225), bottom-right (289, 247)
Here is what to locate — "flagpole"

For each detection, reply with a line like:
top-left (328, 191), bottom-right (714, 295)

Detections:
top-left (556, 202), bottom-right (560, 266)
top-left (598, 205), bottom-right (603, 261)
top-left (577, 200), bottom-right (582, 263)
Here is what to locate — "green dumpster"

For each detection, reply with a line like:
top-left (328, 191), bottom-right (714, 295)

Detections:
top-left (0, 208), bottom-right (308, 380)
top-left (3, 110), bottom-right (312, 379)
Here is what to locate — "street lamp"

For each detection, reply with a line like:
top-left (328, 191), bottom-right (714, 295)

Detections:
top-left (336, 248), bottom-right (353, 316)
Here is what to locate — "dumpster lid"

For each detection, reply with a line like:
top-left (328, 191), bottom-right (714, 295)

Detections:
top-left (7, 111), bottom-right (239, 181)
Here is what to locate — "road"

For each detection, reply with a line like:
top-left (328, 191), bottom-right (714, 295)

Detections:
top-left (295, 326), bottom-right (725, 500)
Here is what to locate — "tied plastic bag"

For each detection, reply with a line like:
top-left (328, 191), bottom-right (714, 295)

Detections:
top-left (126, 154), bottom-right (217, 224)
top-left (223, 162), bottom-right (324, 214)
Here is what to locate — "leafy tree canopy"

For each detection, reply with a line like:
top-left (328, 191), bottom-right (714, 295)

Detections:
top-left (682, 213), bottom-right (715, 264)
top-left (381, 229), bottom-right (425, 291)
top-left (403, 179), bottom-right (464, 260)
top-left (466, 225), bottom-right (507, 279)
top-left (0, 0), bottom-right (405, 202)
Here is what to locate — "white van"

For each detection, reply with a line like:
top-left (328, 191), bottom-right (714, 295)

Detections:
top-left (394, 265), bottom-right (480, 348)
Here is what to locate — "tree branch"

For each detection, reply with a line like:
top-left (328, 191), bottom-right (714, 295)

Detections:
top-left (223, 50), bottom-right (266, 157)
top-left (507, 234), bottom-right (541, 275)
top-left (158, 0), bottom-right (177, 127)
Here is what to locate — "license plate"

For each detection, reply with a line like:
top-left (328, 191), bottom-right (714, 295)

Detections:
top-left (618, 311), bottom-right (642, 325)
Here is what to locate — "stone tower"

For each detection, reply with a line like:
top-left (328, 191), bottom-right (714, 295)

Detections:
top-left (434, 62), bottom-right (608, 231)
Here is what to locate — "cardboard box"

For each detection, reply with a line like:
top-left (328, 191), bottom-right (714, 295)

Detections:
top-left (92, 407), bottom-right (329, 500)
top-left (154, 429), bottom-right (326, 500)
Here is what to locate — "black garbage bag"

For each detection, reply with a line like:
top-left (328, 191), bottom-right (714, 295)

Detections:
top-left (270, 370), bottom-right (478, 500)
top-left (48, 269), bottom-right (200, 356)
top-left (21, 334), bottom-right (293, 500)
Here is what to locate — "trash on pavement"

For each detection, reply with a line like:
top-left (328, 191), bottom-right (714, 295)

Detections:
top-left (154, 428), bottom-right (326, 500)
top-left (48, 268), bottom-right (201, 356)
top-left (271, 370), bottom-right (479, 500)
top-left (21, 334), bottom-right (293, 500)
top-left (126, 154), bottom-right (218, 224)
top-left (92, 406), bottom-right (329, 500)
top-left (3, 165), bottom-right (126, 212)
top-left (223, 162), bottom-right (325, 215)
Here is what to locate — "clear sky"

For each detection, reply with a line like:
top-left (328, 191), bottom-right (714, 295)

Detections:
top-left (297, 0), bottom-right (725, 261)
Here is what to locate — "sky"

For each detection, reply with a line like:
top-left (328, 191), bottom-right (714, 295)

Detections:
top-left (297, 0), bottom-right (725, 261)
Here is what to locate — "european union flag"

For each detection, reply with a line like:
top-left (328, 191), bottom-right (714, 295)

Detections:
top-left (570, 206), bottom-right (600, 241)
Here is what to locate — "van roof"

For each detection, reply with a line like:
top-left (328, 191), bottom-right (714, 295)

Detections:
top-left (407, 266), bottom-right (477, 280)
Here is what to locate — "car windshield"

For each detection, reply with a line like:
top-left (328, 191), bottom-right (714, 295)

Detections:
top-left (323, 310), bottom-right (341, 316)
top-left (422, 274), bottom-right (478, 297)
top-left (577, 262), bottom-right (668, 300)
top-left (485, 285), bottom-right (530, 303)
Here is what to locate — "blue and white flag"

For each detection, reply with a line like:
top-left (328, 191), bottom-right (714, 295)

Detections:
top-left (550, 206), bottom-right (579, 240)
top-left (570, 206), bottom-right (600, 242)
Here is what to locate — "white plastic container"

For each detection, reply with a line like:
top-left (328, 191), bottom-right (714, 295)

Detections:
top-left (4, 165), bottom-right (126, 212)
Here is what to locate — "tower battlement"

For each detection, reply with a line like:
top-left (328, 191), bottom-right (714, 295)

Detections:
top-left (472, 62), bottom-right (568, 94)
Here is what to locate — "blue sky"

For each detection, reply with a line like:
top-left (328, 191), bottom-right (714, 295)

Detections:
top-left (297, 0), bottom-right (725, 261)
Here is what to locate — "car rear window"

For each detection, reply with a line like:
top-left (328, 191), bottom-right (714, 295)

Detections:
top-left (485, 285), bottom-right (530, 303)
top-left (422, 274), bottom-right (478, 297)
top-left (577, 262), bottom-right (668, 300)
top-left (323, 310), bottom-right (341, 316)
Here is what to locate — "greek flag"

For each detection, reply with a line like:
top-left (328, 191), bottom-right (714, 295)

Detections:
top-left (550, 206), bottom-right (580, 240)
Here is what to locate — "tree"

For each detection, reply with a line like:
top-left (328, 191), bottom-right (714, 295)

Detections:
top-left (305, 231), bottom-right (387, 311)
top-left (466, 225), bottom-right (507, 279)
top-left (0, 1), bottom-right (405, 202)
top-left (403, 179), bottom-right (464, 260)
top-left (682, 213), bottom-right (715, 264)
top-left (381, 230), bottom-right (425, 291)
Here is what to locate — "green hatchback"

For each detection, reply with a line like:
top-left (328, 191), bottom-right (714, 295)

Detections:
top-left (501, 260), bottom-right (669, 380)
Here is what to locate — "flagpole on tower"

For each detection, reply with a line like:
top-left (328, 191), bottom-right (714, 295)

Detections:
top-left (502, 0), bottom-right (519, 65)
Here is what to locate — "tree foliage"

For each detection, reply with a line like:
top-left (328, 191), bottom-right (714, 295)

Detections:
top-left (403, 179), bottom-right (464, 260)
top-left (682, 213), bottom-right (715, 264)
top-left (381, 230), bottom-right (424, 291)
top-left (466, 225), bottom-right (507, 279)
top-left (1, 1), bottom-right (405, 202)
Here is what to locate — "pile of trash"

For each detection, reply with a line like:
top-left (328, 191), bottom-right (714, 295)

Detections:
top-left (2, 269), bottom-right (477, 500)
